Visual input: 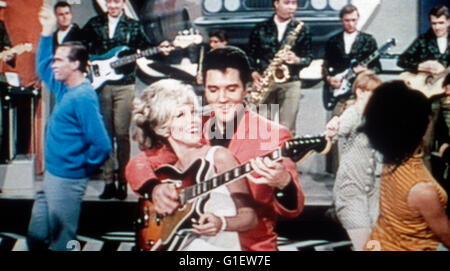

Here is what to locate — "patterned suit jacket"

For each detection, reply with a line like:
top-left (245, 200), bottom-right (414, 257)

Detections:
top-left (324, 31), bottom-right (381, 77)
top-left (248, 15), bottom-right (313, 81)
top-left (397, 29), bottom-right (450, 72)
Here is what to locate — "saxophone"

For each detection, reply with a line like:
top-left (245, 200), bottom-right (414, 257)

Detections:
top-left (247, 21), bottom-right (304, 105)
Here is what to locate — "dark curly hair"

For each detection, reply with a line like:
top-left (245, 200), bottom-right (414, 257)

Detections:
top-left (360, 80), bottom-right (431, 166)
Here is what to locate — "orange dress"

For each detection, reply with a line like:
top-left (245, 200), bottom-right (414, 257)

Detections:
top-left (365, 154), bottom-right (448, 251)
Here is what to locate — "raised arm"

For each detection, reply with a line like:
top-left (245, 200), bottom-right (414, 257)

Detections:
top-left (37, 5), bottom-right (65, 98)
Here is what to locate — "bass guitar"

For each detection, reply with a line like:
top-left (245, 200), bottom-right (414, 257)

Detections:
top-left (398, 66), bottom-right (450, 98)
top-left (323, 38), bottom-right (396, 110)
top-left (88, 29), bottom-right (202, 90)
top-left (134, 134), bottom-right (332, 251)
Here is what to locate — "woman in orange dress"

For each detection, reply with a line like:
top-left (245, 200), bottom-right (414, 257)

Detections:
top-left (361, 81), bottom-right (450, 251)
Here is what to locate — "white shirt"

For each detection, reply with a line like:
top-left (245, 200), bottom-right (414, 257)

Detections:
top-left (108, 15), bottom-right (121, 39)
top-left (437, 36), bottom-right (448, 54)
top-left (274, 16), bottom-right (291, 42)
top-left (56, 24), bottom-right (73, 44)
top-left (343, 31), bottom-right (359, 54)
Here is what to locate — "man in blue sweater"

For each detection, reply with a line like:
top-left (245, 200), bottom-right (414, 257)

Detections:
top-left (26, 6), bottom-right (111, 251)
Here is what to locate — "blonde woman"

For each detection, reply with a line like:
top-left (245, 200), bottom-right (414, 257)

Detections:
top-left (132, 79), bottom-right (257, 250)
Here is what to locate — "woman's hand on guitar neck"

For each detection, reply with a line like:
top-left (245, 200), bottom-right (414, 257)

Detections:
top-left (152, 183), bottom-right (180, 215)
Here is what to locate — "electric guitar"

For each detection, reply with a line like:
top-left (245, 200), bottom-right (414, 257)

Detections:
top-left (0, 43), bottom-right (33, 61)
top-left (398, 66), bottom-right (450, 98)
top-left (88, 29), bottom-right (202, 90)
top-left (323, 38), bottom-right (396, 110)
top-left (134, 135), bottom-right (332, 251)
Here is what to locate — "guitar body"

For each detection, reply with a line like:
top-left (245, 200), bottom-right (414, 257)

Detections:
top-left (333, 71), bottom-right (354, 98)
top-left (322, 78), bottom-right (352, 111)
top-left (322, 83), bottom-right (339, 110)
top-left (323, 66), bottom-right (354, 111)
top-left (88, 46), bottom-right (135, 89)
top-left (322, 39), bottom-right (397, 110)
top-left (134, 135), bottom-right (332, 251)
top-left (398, 71), bottom-right (446, 98)
top-left (135, 159), bottom-right (212, 251)
top-left (136, 198), bottom-right (199, 251)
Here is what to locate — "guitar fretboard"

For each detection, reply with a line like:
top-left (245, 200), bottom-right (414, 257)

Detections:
top-left (180, 135), bottom-right (326, 204)
top-left (182, 149), bottom-right (282, 203)
top-left (110, 47), bottom-right (160, 68)
top-left (345, 39), bottom-right (395, 80)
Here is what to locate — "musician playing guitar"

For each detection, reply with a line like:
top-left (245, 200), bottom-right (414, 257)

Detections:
top-left (131, 79), bottom-right (257, 250)
top-left (397, 5), bottom-right (449, 75)
top-left (323, 4), bottom-right (381, 114)
top-left (126, 47), bottom-right (306, 251)
top-left (323, 4), bottom-right (381, 176)
top-left (398, 6), bottom-right (450, 188)
top-left (81, 0), bottom-right (157, 200)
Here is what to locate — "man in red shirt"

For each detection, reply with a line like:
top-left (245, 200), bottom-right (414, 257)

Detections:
top-left (126, 47), bottom-right (305, 250)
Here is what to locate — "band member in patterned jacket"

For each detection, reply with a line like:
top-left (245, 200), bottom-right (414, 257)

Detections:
top-left (397, 5), bottom-right (449, 74)
top-left (322, 4), bottom-right (381, 175)
top-left (323, 4), bottom-right (381, 113)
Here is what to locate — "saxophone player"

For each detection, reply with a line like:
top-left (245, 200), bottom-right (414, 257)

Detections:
top-left (248, 0), bottom-right (313, 135)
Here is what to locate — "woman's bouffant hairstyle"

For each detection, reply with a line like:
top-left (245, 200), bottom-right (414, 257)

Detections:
top-left (360, 80), bottom-right (431, 166)
top-left (132, 79), bottom-right (199, 150)
top-left (352, 70), bottom-right (382, 95)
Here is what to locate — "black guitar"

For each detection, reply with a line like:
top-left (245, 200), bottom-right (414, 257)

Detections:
top-left (323, 38), bottom-right (396, 110)
top-left (134, 135), bottom-right (331, 251)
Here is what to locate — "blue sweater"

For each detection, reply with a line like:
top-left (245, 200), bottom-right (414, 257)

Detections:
top-left (37, 35), bottom-right (111, 178)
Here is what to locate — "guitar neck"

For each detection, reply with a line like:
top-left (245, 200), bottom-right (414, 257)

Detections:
top-left (182, 149), bottom-right (282, 203)
top-left (180, 135), bottom-right (327, 204)
top-left (110, 46), bottom-right (160, 69)
top-left (359, 50), bottom-right (381, 68)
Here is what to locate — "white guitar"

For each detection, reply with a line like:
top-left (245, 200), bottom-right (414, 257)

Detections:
top-left (398, 67), bottom-right (450, 98)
